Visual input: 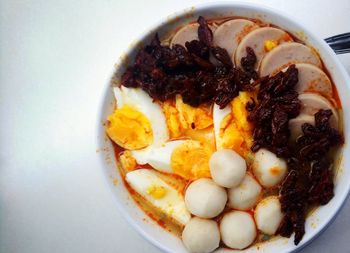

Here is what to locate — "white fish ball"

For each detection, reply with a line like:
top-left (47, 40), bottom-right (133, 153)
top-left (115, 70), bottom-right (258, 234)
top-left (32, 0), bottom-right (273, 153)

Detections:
top-left (182, 217), bottom-right (220, 253)
top-left (185, 178), bottom-right (227, 218)
top-left (209, 149), bottom-right (247, 188)
top-left (252, 149), bottom-right (287, 188)
top-left (220, 211), bottom-right (257, 249)
top-left (228, 174), bottom-right (262, 210)
top-left (254, 196), bottom-right (284, 235)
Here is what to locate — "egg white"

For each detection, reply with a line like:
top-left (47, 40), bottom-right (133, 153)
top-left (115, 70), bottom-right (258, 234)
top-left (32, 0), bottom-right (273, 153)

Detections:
top-left (131, 140), bottom-right (186, 173)
top-left (213, 103), bottom-right (231, 150)
top-left (125, 169), bottom-right (191, 226)
top-left (146, 140), bottom-right (187, 173)
top-left (113, 86), bottom-right (169, 147)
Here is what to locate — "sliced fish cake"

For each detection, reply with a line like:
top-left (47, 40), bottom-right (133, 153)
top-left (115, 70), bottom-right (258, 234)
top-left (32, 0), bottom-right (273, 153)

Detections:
top-left (289, 93), bottom-right (338, 141)
top-left (289, 113), bottom-right (315, 141)
top-left (213, 19), bottom-right (258, 59)
top-left (299, 92), bottom-right (338, 127)
top-left (235, 27), bottom-right (293, 70)
top-left (282, 63), bottom-right (333, 98)
top-left (260, 42), bottom-right (322, 77)
top-left (171, 23), bottom-right (199, 47)
top-left (171, 23), bottom-right (216, 47)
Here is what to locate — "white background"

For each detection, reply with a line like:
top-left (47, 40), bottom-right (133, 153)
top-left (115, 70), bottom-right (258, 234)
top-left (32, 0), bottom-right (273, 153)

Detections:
top-left (1, 0), bottom-right (349, 252)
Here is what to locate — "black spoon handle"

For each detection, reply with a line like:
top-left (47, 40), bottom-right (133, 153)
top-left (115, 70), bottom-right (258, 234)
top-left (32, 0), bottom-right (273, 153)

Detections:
top-left (325, 33), bottom-right (350, 54)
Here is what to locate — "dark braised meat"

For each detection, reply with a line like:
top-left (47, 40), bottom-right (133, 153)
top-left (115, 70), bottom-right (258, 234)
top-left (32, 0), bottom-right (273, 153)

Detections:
top-left (278, 109), bottom-right (343, 245)
top-left (248, 61), bottom-right (343, 245)
top-left (197, 16), bottom-right (213, 47)
top-left (297, 109), bottom-right (343, 205)
top-left (241, 47), bottom-right (258, 80)
top-left (248, 64), bottom-right (300, 157)
top-left (121, 16), bottom-right (257, 108)
top-left (278, 169), bottom-right (307, 243)
top-left (211, 46), bottom-right (233, 68)
top-left (298, 109), bottom-right (343, 161)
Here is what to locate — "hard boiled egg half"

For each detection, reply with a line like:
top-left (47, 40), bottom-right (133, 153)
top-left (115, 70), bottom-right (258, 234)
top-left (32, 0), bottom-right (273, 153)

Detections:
top-left (126, 169), bottom-right (191, 226)
top-left (213, 91), bottom-right (254, 157)
top-left (132, 139), bottom-right (213, 180)
top-left (106, 86), bottom-right (169, 150)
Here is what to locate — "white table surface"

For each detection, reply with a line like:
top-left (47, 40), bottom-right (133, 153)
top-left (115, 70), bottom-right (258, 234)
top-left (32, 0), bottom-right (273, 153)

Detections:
top-left (1, 0), bottom-right (349, 252)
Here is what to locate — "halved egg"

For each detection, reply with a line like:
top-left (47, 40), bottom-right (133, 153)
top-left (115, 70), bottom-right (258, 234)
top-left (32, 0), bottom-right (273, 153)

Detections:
top-left (133, 140), bottom-right (186, 173)
top-left (171, 140), bottom-right (213, 180)
top-left (125, 169), bottom-right (191, 226)
top-left (131, 139), bottom-right (213, 180)
top-left (106, 86), bottom-right (169, 150)
top-left (106, 105), bottom-right (152, 150)
top-left (213, 91), bottom-right (254, 157)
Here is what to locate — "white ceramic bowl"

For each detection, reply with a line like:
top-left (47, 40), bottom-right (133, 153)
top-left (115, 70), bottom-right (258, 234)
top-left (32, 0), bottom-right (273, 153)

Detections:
top-left (97, 2), bottom-right (350, 253)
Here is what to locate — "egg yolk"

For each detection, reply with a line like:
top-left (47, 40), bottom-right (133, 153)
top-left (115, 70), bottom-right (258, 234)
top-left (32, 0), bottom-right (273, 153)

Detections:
top-left (264, 40), bottom-right (278, 52)
top-left (106, 105), bottom-right (153, 150)
top-left (147, 185), bottom-right (167, 199)
top-left (218, 114), bottom-right (245, 153)
top-left (231, 91), bottom-right (254, 132)
top-left (184, 127), bottom-right (216, 151)
top-left (176, 95), bottom-right (213, 130)
top-left (162, 96), bottom-right (213, 139)
top-left (119, 151), bottom-right (137, 172)
top-left (162, 100), bottom-right (184, 138)
top-left (171, 140), bottom-right (213, 180)
top-left (218, 92), bottom-right (255, 157)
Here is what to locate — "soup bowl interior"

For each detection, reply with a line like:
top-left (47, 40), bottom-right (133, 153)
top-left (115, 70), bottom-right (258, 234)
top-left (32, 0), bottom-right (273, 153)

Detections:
top-left (97, 2), bottom-right (350, 253)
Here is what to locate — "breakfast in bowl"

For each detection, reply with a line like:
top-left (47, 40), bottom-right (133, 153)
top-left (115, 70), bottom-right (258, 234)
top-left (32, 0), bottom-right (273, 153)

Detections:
top-left (104, 14), bottom-right (344, 253)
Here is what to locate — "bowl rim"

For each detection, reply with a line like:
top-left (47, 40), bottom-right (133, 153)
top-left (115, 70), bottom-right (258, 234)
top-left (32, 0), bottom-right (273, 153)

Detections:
top-left (96, 1), bottom-right (350, 253)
